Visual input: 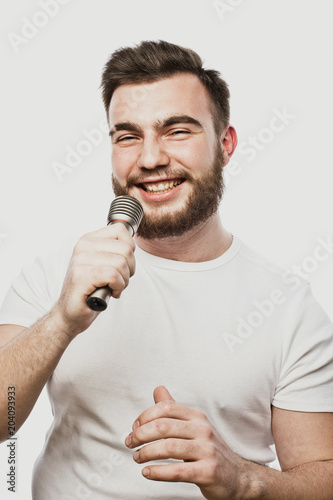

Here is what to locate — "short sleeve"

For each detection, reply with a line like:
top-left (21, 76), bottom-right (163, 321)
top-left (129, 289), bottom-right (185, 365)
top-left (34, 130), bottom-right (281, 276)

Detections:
top-left (0, 245), bottom-right (72, 328)
top-left (273, 283), bottom-right (333, 412)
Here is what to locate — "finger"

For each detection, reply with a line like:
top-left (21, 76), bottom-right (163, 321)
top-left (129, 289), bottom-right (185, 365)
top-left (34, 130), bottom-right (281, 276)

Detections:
top-left (133, 438), bottom-right (200, 464)
top-left (126, 418), bottom-right (195, 448)
top-left (74, 241), bottom-right (136, 277)
top-left (82, 223), bottom-right (136, 250)
top-left (132, 400), bottom-right (205, 432)
top-left (141, 462), bottom-right (200, 483)
top-left (90, 254), bottom-right (131, 288)
top-left (153, 385), bottom-right (175, 404)
top-left (72, 254), bottom-right (131, 299)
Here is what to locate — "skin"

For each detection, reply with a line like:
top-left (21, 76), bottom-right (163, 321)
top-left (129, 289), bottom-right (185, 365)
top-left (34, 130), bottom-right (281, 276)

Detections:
top-left (0, 73), bottom-right (332, 498)
top-left (109, 73), bottom-right (236, 262)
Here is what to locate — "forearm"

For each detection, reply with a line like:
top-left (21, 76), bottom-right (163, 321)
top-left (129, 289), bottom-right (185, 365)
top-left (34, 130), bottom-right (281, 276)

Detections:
top-left (240, 458), bottom-right (333, 500)
top-left (0, 310), bottom-right (72, 442)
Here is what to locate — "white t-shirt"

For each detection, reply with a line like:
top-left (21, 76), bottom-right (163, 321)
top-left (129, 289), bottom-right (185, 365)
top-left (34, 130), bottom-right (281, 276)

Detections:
top-left (0, 236), bottom-right (332, 500)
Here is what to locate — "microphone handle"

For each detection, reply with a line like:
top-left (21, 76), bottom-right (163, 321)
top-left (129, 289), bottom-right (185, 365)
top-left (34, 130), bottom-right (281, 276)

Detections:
top-left (86, 196), bottom-right (143, 312)
top-left (86, 286), bottom-right (112, 312)
top-left (86, 221), bottom-right (132, 312)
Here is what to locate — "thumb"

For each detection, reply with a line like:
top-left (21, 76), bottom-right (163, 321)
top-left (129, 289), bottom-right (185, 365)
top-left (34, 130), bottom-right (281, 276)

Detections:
top-left (153, 385), bottom-right (175, 404)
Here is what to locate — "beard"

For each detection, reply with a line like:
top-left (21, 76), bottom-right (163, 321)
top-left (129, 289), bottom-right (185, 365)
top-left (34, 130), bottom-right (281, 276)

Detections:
top-left (112, 144), bottom-right (225, 240)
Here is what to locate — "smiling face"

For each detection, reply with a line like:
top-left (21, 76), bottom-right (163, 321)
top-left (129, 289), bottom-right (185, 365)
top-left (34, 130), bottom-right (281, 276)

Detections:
top-left (109, 73), bottom-right (228, 239)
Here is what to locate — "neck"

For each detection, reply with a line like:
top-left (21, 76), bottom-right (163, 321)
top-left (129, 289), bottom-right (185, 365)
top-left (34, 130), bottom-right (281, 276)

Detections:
top-left (135, 213), bottom-right (233, 262)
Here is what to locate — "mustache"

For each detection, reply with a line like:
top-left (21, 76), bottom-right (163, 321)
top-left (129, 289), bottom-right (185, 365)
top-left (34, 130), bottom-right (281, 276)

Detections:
top-left (126, 168), bottom-right (194, 187)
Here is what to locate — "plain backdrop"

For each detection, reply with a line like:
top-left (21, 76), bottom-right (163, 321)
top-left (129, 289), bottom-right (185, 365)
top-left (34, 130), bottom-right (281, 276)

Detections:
top-left (0, 1), bottom-right (332, 498)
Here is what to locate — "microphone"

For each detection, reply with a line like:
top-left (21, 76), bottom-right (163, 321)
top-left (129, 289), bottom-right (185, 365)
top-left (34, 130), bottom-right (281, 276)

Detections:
top-left (86, 196), bottom-right (143, 312)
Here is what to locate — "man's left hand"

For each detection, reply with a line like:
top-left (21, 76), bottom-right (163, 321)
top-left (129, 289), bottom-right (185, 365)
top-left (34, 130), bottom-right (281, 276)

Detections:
top-left (125, 386), bottom-right (250, 500)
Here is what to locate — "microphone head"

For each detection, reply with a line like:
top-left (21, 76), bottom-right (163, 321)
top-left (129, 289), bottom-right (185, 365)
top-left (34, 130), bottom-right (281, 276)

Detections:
top-left (107, 196), bottom-right (143, 236)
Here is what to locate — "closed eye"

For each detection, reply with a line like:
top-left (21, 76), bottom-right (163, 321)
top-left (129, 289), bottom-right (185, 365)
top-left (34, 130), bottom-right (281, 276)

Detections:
top-left (170, 130), bottom-right (191, 136)
top-left (116, 135), bottom-right (137, 142)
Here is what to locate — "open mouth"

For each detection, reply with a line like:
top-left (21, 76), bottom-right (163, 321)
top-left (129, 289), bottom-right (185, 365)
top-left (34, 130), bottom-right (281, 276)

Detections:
top-left (138, 178), bottom-right (185, 194)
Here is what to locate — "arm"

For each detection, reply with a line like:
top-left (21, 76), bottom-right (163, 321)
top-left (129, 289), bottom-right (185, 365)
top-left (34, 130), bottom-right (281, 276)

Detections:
top-left (0, 316), bottom-right (72, 443)
top-left (0, 223), bottom-right (136, 443)
top-left (125, 386), bottom-right (333, 499)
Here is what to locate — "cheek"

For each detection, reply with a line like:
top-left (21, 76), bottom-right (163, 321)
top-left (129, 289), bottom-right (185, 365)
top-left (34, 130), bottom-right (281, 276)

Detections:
top-left (166, 142), bottom-right (200, 164)
top-left (111, 148), bottom-right (136, 181)
top-left (169, 141), bottom-right (213, 172)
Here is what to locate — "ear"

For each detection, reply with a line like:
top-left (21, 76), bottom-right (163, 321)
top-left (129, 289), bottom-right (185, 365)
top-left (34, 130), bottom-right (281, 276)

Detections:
top-left (220, 125), bottom-right (238, 165)
top-left (153, 385), bottom-right (175, 404)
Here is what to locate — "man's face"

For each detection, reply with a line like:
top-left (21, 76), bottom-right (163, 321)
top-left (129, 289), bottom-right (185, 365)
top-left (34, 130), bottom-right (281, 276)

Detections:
top-left (109, 73), bottom-right (227, 239)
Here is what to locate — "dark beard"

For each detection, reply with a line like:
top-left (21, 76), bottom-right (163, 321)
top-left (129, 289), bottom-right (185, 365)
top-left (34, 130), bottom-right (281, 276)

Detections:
top-left (112, 145), bottom-right (225, 239)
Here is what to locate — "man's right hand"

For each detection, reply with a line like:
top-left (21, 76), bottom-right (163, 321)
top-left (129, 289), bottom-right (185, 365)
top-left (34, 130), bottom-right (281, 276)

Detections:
top-left (0, 225), bottom-right (135, 440)
top-left (52, 223), bottom-right (136, 339)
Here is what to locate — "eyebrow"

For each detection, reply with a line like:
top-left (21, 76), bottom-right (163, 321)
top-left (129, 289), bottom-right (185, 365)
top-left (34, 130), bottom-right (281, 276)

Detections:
top-left (109, 115), bottom-right (203, 137)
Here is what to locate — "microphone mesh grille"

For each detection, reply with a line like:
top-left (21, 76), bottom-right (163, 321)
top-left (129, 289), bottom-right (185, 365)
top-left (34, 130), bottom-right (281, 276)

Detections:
top-left (107, 196), bottom-right (143, 229)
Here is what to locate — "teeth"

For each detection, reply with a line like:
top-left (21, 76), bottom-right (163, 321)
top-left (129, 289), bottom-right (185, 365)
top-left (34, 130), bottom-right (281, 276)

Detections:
top-left (143, 180), bottom-right (182, 193)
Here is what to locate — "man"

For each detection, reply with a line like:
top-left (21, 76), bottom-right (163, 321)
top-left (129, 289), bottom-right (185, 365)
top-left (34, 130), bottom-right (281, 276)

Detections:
top-left (0, 40), bottom-right (332, 499)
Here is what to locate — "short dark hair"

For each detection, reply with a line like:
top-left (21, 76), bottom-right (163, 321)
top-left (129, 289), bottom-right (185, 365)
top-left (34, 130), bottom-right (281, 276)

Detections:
top-left (101, 40), bottom-right (230, 134)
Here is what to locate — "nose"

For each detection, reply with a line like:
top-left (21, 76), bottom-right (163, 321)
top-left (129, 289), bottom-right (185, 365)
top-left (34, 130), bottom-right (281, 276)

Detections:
top-left (137, 136), bottom-right (170, 170)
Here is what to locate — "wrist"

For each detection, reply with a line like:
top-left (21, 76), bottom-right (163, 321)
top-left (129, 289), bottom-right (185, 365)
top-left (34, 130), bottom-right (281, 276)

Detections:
top-left (47, 305), bottom-right (78, 344)
top-left (234, 458), bottom-right (266, 500)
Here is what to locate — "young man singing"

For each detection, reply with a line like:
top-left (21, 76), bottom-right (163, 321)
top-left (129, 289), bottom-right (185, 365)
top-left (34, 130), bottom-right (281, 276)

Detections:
top-left (0, 40), bottom-right (332, 499)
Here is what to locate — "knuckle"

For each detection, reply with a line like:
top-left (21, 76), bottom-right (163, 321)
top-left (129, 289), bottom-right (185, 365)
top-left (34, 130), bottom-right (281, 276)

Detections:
top-left (155, 419), bottom-right (170, 436)
top-left (123, 242), bottom-right (135, 259)
top-left (69, 259), bottom-right (86, 282)
top-left (132, 427), bottom-right (143, 443)
top-left (184, 463), bottom-right (198, 482)
top-left (71, 251), bottom-right (87, 267)
top-left (204, 441), bottom-right (217, 459)
top-left (108, 268), bottom-right (124, 287)
top-left (117, 255), bottom-right (129, 275)
top-left (173, 463), bottom-right (187, 481)
top-left (164, 438), bottom-right (176, 455)
top-left (197, 410), bottom-right (209, 421)
top-left (199, 423), bottom-right (214, 440)
top-left (75, 233), bottom-right (91, 251)
top-left (202, 459), bottom-right (219, 483)
top-left (185, 440), bottom-right (196, 456)
top-left (159, 401), bottom-right (174, 414)
top-left (138, 447), bottom-right (146, 461)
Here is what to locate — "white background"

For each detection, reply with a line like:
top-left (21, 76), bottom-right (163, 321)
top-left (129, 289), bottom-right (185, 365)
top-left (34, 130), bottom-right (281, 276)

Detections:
top-left (0, 1), bottom-right (332, 498)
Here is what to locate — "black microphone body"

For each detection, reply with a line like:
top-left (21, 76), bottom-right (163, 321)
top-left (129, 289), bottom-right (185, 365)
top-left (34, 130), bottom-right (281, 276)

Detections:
top-left (86, 196), bottom-right (143, 312)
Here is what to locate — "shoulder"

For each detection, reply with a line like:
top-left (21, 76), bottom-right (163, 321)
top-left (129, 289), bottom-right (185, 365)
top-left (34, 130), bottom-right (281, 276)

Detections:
top-left (12, 239), bottom-right (75, 303)
top-left (234, 237), bottom-right (308, 294)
